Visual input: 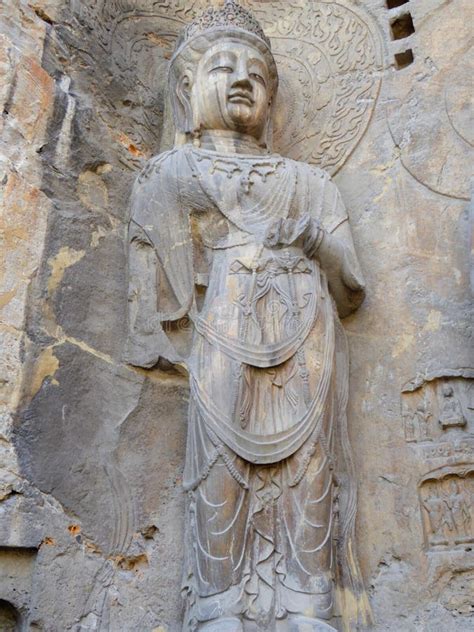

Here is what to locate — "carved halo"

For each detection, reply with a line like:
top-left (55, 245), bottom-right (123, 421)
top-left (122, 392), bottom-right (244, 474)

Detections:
top-left (108, 0), bottom-right (383, 174)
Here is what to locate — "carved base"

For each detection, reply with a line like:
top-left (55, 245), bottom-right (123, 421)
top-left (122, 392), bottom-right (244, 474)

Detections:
top-left (287, 617), bottom-right (337, 632)
top-left (197, 617), bottom-right (338, 632)
top-left (198, 617), bottom-right (243, 632)
top-left (439, 417), bottom-right (466, 429)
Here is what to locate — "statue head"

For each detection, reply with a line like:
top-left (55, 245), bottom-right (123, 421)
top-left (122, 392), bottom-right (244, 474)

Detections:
top-left (442, 384), bottom-right (453, 398)
top-left (449, 479), bottom-right (460, 494)
top-left (169, 0), bottom-right (278, 147)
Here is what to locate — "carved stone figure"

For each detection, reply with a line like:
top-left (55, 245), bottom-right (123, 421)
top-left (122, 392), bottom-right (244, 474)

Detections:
top-left (403, 407), bottom-right (416, 443)
top-left (126, 2), bottom-right (367, 630)
top-left (439, 384), bottom-right (466, 429)
top-left (421, 474), bottom-right (474, 549)
top-left (414, 402), bottom-right (432, 441)
top-left (445, 480), bottom-right (471, 538)
top-left (423, 491), bottom-right (449, 543)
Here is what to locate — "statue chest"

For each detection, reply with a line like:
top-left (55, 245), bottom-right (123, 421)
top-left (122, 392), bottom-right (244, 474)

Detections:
top-left (186, 148), bottom-right (298, 244)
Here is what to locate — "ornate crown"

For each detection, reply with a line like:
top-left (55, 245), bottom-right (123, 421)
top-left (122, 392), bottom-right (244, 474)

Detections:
top-left (176, 0), bottom-right (271, 50)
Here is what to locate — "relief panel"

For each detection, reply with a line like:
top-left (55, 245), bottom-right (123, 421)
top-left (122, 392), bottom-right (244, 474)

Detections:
top-left (419, 467), bottom-right (473, 552)
top-left (401, 373), bottom-right (473, 446)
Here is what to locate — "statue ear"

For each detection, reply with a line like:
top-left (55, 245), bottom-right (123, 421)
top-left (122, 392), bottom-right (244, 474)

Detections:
top-left (261, 97), bottom-right (275, 150)
top-left (176, 72), bottom-right (194, 135)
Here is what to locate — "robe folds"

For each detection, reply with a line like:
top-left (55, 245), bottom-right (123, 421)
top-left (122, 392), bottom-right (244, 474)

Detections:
top-left (126, 144), bottom-right (366, 630)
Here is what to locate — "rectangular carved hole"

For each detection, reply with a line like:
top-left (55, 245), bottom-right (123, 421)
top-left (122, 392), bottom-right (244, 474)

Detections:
top-left (394, 49), bottom-right (414, 69)
top-left (387, 0), bottom-right (410, 8)
top-left (391, 13), bottom-right (415, 40)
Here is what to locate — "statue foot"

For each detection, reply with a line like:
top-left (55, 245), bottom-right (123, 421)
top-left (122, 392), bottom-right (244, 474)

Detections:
top-left (288, 617), bottom-right (337, 632)
top-left (198, 617), bottom-right (243, 632)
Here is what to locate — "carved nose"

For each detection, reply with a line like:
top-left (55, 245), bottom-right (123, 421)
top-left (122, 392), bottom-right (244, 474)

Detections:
top-left (232, 76), bottom-right (253, 92)
top-left (231, 55), bottom-right (254, 92)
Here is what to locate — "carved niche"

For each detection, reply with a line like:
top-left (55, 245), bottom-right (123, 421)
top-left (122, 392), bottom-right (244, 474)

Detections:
top-left (419, 465), bottom-right (473, 552)
top-left (401, 371), bottom-right (474, 457)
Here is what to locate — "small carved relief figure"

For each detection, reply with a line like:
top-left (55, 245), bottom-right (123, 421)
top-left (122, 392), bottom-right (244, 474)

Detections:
top-left (445, 480), bottom-right (472, 538)
top-left (422, 476), bottom-right (474, 548)
top-left (439, 384), bottom-right (466, 429)
top-left (439, 496), bottom-right (456, 536)
top-left (423, 491), bottom-right (450, 543)
top-left (414, 402), bottom-right (432, 441)
top-left (403, 409), bottom-right (416, 443)
top-left (126, 2), bottom-right (367, 630)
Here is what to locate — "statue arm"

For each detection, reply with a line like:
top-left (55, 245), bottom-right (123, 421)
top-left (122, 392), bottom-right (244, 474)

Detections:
top-left (126, 220), bottom-right (184, 368)
top-left (311, 173), bottom-right (365, 317)
top-left (306, 218), bottom-right (366, 319)
top-left (124, 151), bottom-right (194, 369)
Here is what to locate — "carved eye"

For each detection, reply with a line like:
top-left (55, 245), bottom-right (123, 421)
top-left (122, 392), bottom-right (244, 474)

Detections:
top-left (212, 66), bottom-right (233, 73)
top-left (250, 73), bottom-right (266, 87)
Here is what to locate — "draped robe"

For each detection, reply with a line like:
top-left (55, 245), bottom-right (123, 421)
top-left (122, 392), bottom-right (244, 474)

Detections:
top-left (126, 144), bottom-right (366, 631)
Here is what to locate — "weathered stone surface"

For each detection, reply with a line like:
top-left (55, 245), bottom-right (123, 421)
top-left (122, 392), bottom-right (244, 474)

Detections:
top-left (0, 0), bottom-right (472, 631)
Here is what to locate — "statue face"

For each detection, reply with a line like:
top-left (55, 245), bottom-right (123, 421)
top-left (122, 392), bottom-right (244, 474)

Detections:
top-left (442, 385), bottom-right (453, 397)
top-left (190, 39), bottom-right (271, 139)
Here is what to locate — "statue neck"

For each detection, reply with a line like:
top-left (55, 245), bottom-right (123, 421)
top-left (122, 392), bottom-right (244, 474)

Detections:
top-left (197, 130), bottom-right (268, 155)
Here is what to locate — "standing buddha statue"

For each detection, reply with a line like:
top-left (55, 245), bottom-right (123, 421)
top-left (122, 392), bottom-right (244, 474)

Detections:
top-left (126, 2), bottom-right (369, 630)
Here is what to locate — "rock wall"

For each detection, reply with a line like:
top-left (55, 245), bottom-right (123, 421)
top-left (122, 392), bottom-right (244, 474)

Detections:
top-left (0, 0), bottom-right (472, 630)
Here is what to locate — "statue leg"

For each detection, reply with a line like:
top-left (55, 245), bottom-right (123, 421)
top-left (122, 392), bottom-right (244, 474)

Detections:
top-left (279, 414), bottom-right (336, 625)
top-left (183, 403), bottom-right (251, 628)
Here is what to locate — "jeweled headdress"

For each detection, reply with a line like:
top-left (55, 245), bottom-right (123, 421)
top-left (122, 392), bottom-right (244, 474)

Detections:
top-left (175, 0), bottom-right (271, 51)
top-left (170, 0), bottom-right (275, 72)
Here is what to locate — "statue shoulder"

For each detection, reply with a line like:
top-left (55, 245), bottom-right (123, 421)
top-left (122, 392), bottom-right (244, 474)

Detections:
top-left (130, 147), bottom-right (189, 225)
top-left (287, 159), bottom-right (348, 231)
top-left (301, 160), bottom-right (334, 185)
top-left (133, 148), bottom-right (180, 190)
top-left (286, 158), bottom-right (333, 189)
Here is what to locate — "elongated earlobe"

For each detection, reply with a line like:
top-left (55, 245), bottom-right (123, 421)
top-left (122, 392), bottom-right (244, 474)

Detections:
top-left (177, 73), bottom-right (194, 135)
top-left (260, 98), bottom-right (274, 150)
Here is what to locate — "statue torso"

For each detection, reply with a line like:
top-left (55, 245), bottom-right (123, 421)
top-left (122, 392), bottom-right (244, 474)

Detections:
top-left (184, 147), bottom-right (323, 360)
top-left (176, 147), bottom-right (332, 450)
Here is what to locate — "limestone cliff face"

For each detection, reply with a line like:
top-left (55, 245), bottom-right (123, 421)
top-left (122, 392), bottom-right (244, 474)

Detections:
top-left (0, 1), bottom-right (472, 631)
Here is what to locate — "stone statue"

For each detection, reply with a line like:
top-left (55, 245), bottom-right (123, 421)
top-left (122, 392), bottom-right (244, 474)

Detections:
top-left (438, 384), bottom-right (466, 429)
top-left (414, 402), bottom-right (432, 441)
top-left (423, 490), bottom-right (449, 543)
top-left (403, 406), bottom-right (416, 443)
top-left (445, 480), bottom-right (471, 538)
top-left (126, 2), bottom-right (368, 630)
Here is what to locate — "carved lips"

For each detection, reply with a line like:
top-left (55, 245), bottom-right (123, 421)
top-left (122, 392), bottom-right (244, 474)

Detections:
top-left (228, 90), bottom-right (255, 106)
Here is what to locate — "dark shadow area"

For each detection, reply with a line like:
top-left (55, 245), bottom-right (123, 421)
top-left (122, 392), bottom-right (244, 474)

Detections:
top-left (391, 13), bottom-right (415, 40)
top-left (387, 0), bottom-right (410, 9)
top-left (0, 600), bottom-right (21, 632)
top-left (394, 49), bottom-right (414, 69)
